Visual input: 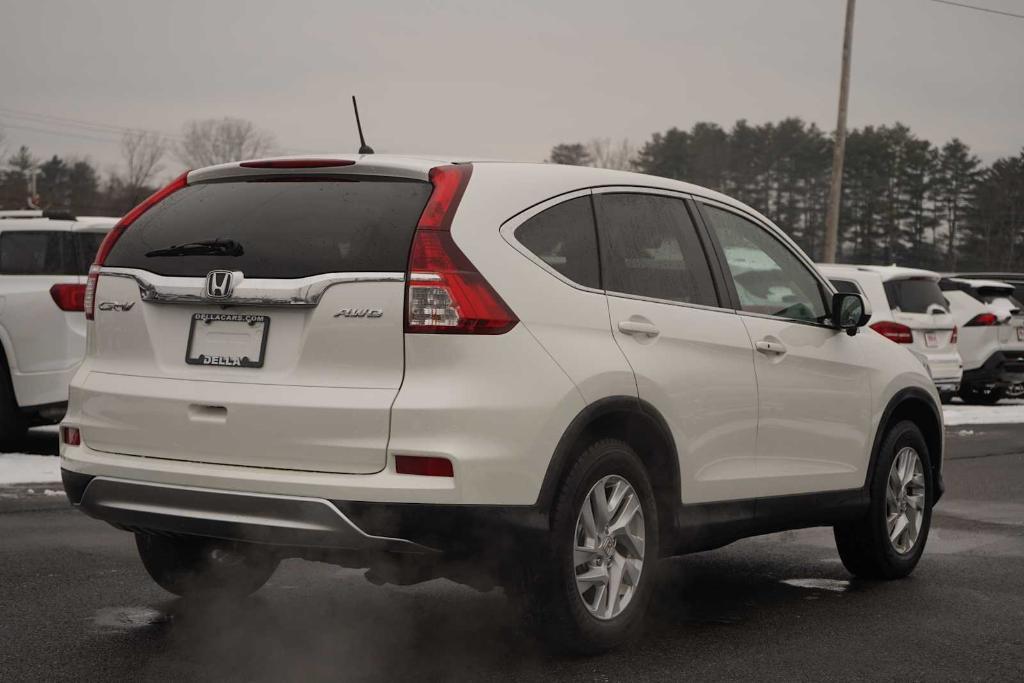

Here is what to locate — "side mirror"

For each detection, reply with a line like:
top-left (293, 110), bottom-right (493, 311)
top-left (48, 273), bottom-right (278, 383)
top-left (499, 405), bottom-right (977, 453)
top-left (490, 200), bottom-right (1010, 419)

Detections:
top-left (832, 292), bottom-right (871, 336)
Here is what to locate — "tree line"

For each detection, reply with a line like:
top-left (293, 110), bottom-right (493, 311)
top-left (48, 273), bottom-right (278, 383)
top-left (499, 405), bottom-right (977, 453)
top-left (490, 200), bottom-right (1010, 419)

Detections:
top-left (550, 119), bottom-right (1024, 272)
top-left (0, 117), bottom-right (275, 218)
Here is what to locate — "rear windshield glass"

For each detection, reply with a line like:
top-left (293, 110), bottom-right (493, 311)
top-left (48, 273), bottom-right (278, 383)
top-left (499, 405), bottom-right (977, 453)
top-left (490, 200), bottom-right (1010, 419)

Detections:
top-left (105, 178), bottom-right (432, 278)
top-left (884, 278), bottom-right (947, 313)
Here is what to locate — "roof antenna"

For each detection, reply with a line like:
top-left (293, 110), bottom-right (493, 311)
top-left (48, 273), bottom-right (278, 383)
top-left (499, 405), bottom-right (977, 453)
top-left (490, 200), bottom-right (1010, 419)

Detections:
top-left (352, 96), bottom-right (374, 154)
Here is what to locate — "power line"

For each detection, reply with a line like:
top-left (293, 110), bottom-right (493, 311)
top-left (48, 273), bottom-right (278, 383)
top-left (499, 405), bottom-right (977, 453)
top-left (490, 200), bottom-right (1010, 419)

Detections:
top-left (926, 0), bottom-right (1024, 20)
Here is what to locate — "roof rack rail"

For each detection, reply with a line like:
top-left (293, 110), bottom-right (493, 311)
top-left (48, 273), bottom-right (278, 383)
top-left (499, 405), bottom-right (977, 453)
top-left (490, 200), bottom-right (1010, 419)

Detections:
top-left (42, 209), bottom-right (77, 221)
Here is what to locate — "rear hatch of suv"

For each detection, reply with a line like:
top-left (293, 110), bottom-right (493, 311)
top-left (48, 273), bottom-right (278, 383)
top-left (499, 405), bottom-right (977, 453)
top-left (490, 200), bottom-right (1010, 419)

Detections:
top-left (82, 168), bottom-right (432, 474)
top-left (881, 276), bottom-right (959, 377)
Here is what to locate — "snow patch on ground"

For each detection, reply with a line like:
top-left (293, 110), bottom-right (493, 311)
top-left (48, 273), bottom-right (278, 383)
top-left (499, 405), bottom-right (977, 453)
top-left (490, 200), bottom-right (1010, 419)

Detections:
top-left (0, 454), bottom-right (61, 484)
top-left (943, 399), bottom-right (1024, 426)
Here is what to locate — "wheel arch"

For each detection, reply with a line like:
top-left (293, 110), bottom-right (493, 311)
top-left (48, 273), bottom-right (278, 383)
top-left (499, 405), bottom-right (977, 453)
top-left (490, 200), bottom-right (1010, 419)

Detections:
top-left (869, 387), bottom-right (944, 501)
top-left (535, 396), bottom-right (681, 549)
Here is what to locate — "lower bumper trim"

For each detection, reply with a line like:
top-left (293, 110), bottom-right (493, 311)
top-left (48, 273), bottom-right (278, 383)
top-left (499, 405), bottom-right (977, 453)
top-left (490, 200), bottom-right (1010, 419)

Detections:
top-left (74, 475), bottom-right (438, 554)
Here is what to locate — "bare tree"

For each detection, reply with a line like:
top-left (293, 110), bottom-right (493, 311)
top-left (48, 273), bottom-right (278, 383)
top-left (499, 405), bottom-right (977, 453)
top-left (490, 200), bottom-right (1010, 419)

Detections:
top-left (0, 127), bottom-right (7, 161)
top-left (121, 130), bottom-right (166, 203)
top-left (176, 117), bottom-right (276, 167)
top-left (587, 138), bottom-right (636, 171)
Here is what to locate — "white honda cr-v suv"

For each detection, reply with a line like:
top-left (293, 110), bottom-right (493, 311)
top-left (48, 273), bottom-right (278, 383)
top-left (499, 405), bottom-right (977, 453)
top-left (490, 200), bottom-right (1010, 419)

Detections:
top-left (60, 156), bottom-right (943, 653)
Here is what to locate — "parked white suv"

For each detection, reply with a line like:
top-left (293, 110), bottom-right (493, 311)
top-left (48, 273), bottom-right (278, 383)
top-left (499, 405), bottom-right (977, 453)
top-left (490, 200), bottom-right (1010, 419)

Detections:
top-left (0, 211), bottom-right (116, 443)
top-left (817, 265), bottom-right (962, 402)
top-left (60, 157), bottom-right (943, 653)
top-left (940, 277), bottom-right (1024, 403)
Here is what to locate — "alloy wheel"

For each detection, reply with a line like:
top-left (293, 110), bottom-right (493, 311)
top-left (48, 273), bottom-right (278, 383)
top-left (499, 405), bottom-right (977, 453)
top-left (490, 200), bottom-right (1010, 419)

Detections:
top-left (573, 474), bottom-right (646, 620)
top-left (886, 447), bottom-right (926, 554)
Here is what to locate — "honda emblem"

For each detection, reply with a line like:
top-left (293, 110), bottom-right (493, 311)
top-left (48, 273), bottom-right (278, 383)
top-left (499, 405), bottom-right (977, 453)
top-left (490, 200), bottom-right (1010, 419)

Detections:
top-left (205, 270), bottom-right (235, 299)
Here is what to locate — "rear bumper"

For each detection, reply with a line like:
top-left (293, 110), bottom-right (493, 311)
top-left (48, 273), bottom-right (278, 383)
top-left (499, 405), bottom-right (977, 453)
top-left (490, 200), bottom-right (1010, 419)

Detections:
top-left (962, 350), bottom-right (1024, 389)
top-left (63, 470), bottom-right (545, 555)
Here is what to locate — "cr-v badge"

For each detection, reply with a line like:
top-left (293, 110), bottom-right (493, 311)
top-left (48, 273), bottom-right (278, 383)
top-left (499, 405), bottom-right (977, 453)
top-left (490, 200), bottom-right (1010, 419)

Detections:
top-left (334, 308), bottom-right (384, 319)
top-left (98, 301), bottom-right (136, 312)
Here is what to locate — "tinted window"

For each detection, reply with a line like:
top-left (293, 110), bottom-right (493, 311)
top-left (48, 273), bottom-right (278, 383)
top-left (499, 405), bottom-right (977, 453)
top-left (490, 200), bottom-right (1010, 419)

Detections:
top-left (106, 178), bottom-right (432, 278)
top-left (703, 205), bottom-right (827, 323)
top-left (883, 279), bottom-right (947, 313)
top-left (594, 194), bottom-right (716, 305)
top-left (0, 231), bottom-right (76, 275)
top-left (515, 196), bottom-right (599, 288)
top-left (75, 232), bottom-right (107, 273)
top-left (830, 279), bottom-right (861, 295)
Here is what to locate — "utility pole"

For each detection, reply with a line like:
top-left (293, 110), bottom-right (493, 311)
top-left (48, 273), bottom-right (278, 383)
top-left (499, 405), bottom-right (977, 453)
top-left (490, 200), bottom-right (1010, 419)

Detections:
top-left (822, 0), bottom-right (856, 263)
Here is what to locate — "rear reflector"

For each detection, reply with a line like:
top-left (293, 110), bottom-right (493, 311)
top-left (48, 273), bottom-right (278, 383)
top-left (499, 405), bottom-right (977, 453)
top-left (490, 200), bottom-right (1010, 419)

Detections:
top-left (405, 165), bottom-right (518, 335)
top-left (394, 455), bottom-right (454, 477)
top-left (61, 426), bottom-right (81, 446)
top-left (966, 313), bottom-right (999, 327)
top-left (951, 326), bottom-right (958, 344)
top-left (86, 170), bottom-right (189, 320)
top-left (871, 320), bottom-right (914, 344)
top-left (239, 158), bottom-right (356, 169)
top-left (50, 284), bottom-right (86, 312)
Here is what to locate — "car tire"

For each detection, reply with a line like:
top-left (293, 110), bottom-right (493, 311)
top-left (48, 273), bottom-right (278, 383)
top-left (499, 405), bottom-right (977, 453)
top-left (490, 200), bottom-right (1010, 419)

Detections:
top-left (135, 533), bottom-right (279, 598)
top-left (0, 352), bottom-right (27, 449)
top-left (514, 438), bottom-right (659, 654)
top-left (958, 385), bottom-right (1004, 405)
top-left (834, 420), bottom-right (933, 580)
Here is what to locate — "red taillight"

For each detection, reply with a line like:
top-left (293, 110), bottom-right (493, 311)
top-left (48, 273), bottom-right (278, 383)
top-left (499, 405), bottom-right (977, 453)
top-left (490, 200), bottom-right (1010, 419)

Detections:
top-left (50, 284), bottom-right (86, 312)
top-left (86, 170), bottom-right (189, 320)
top-left (966, 313), bottom-right (999, 327)
top-left (394, 455), bottom-right (454, 477)
top-left (950, 326), bottom-right (958, 344)
top-left (239, 158), bottom-right (355, 169)
top-left (60, 425), bottom-right (81, 446)
top-left (871, 320), bottom-right (914, 344)
top-left (405, 165), bottom-right (518, 335)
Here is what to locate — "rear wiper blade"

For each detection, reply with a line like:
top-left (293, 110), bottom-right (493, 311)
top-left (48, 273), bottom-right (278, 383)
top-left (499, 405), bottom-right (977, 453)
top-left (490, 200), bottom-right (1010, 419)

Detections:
top-left (145, 238), bottom-right (244, 258)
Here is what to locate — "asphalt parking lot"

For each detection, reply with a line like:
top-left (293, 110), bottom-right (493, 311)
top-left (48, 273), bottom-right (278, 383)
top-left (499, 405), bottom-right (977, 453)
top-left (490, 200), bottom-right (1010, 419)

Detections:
top-left (1, 426), bottom-right (1022, 682)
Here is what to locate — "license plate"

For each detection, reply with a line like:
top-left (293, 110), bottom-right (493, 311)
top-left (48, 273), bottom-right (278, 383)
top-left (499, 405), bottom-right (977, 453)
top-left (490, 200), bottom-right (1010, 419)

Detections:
top-left (185, 313), bottom-right (269, 368)
top-left (924, 332), bottom-right (939, 348)
top-left (1018, 327), bottom-right (1024, 342)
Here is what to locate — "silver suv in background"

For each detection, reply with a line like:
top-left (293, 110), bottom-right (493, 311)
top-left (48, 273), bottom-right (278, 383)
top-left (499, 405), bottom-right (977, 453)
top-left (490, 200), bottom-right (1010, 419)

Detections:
top-left (818, 265), bottom-right (962, 402)
top-left (940, 277), bottom-right (1024, 404)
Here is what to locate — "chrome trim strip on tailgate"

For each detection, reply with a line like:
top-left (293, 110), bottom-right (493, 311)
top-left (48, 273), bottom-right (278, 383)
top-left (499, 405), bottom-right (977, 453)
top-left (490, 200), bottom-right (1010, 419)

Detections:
top-left (78, 477), bottom-right (438, 554)
top-left (100, 268), bottom-right (404, 307)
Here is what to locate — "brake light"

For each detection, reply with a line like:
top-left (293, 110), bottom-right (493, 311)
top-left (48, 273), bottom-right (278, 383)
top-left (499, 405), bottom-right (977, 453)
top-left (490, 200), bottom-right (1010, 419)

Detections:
top-left (60, 425), bottom-right (81, 446)
top-left (966, 313), bottom-right (999, 327)
top-left (950, 326), bottom-right (958, 344)
top-left (239, 158), bottom-right (355, 169)
top-left (86, 170), bottom-right (189, 320)
top-left (405, 165), bottom-right (518, 334)
top-left (50, 283), bottom-right (86, 312)
top-left (394, 455), bottom-right (454, 477)
top-left (871, 320), bottom-right (914, 344)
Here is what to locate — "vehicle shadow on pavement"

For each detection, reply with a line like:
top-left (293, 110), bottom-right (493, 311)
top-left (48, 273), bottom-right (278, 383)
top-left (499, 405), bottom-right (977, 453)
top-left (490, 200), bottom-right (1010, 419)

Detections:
top-left (3, 428), bottom-right (58, 456)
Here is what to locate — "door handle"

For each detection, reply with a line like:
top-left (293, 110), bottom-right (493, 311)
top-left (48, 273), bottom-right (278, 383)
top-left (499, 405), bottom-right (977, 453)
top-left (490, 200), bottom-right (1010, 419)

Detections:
top-left (618, 320), bottom-right (660, 337)
top-left (755, 340), bottom-right (787, 355)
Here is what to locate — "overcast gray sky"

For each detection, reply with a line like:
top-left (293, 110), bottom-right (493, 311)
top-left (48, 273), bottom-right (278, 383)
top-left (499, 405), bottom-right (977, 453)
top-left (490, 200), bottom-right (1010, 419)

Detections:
top-left (1, 0), bottom-right (1022, 178)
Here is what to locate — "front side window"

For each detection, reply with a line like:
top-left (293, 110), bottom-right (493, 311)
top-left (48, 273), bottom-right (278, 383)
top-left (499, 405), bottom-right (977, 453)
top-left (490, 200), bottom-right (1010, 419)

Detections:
top-left (514, 196), bottom-right (600, 289)
top-left (594, 193), bottom-right (716, 306)
top-left (702, 205), bottom-right (827, 323)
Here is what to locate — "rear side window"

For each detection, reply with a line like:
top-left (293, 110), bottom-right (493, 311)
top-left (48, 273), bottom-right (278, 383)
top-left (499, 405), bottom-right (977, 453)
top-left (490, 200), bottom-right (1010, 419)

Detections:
top-left (884, 279), bottom-right (947, 313)
top-left (594, 193), bottom-right (716, 306)
top-left (0, 231), bottom-right (76, 275)
top-left (830, 279), bottom-right (862, 295)
top-left (514, 196), bottom-right (600, 289)
top-left (105, 178), bottom-right (432, 278)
